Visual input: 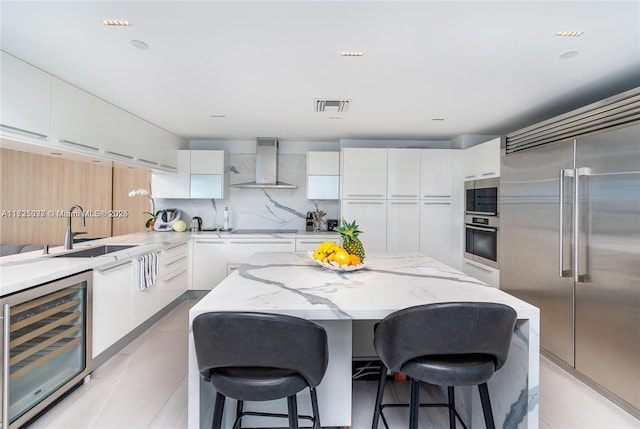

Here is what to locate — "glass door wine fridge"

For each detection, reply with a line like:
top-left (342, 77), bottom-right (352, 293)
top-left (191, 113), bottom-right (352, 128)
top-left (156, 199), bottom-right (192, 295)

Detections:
top-left (1, 270), bottom-right (92, 428)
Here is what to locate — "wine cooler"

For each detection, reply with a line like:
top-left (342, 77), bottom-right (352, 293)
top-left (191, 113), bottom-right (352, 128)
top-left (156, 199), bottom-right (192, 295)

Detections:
top-left (1, 270), bottom-right (92, 428)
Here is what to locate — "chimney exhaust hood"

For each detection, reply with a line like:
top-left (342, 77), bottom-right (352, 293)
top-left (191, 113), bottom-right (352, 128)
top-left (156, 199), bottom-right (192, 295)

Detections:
top-left (232, 138), bottom-right (297, 189)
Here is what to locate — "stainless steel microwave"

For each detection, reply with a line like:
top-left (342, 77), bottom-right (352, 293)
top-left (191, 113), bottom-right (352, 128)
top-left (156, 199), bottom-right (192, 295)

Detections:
top-left (465, 177), bottom-right (499, 216)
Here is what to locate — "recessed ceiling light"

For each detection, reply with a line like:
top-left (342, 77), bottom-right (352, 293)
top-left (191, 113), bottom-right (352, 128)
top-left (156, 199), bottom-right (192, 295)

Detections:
top-left (432, 118), bottom-right (445, 121)
top-left (130, 40), bottom-right (148, 50)
top-left (102, 20), bottom-right (130, 27)
top-left (340, 52), bottom-right (364, 57)
top-left (328, 117), bottom-right (342, 120)
top-left (556, 31), bottom-right (583, 37)
top-left (560, 51), bottom-right (579, 60)
top-left (211, 114), bottom-right (227, 118)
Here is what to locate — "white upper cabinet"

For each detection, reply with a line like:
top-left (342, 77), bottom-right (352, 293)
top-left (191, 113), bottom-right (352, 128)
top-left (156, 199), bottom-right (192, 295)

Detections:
top-left (152, 150), bottom-right (190, 198)
top-left (463, 138), bottom-right (500, 179)
top-left (152, 150), bottom-right (228, 199)
top-left (387, 148), bottom-right (420, 199)
top-left (98, 100), bottom-right (135, 160)
top-left (50, 78), bottom-right (101, 152)
top-left (341, 148), bottom-right (388, 199)
top-left (420, 149), bottom-right (453, 198)
top-left (190, 150), bottom-right (228, 199)
top-left (0, 51), bottom-right (51, 141)
top-left (307, 151), bottom-right (340, 200)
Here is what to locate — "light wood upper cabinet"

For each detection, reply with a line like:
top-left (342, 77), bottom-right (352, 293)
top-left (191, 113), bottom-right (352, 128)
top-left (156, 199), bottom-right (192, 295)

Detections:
top-left (420, 149), bottom-right (453, 198)
top-left (0, 51), bottom-right (52, 141)
top-left (341, 148), bottom-right (388, 199)
top-left (50, 78), bottom-right (101, 152)
top-left (387, 148), bottom-right (420, 199)
top-left (307, 151), bottom-right (340, 200)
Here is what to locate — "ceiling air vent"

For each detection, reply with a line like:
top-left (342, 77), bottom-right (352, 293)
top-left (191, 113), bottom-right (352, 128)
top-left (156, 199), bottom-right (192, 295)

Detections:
top-left (314, 99), bottom-right (351, 113)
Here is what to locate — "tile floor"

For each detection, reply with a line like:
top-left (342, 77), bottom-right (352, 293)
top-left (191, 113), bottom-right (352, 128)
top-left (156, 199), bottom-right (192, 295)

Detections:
top-left (28, 299), bottom-right (640, 428)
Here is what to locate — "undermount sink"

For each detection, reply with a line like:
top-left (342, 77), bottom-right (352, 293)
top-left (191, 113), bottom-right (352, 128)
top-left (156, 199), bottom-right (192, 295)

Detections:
top-left (53, 244), bottom-right (138, 258)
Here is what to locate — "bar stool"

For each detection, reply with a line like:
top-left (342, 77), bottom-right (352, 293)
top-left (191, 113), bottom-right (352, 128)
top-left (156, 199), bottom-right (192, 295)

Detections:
top-left (371, 302), bottom-right (517, 429)
top-left (193, 312), bottom-right (329, 429)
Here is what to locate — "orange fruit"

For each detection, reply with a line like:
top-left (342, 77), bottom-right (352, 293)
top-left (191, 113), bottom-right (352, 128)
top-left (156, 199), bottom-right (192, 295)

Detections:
top-left (334, 249), bottom-right (350, 266)
top-left (349, 254), bottom-right (361, 266)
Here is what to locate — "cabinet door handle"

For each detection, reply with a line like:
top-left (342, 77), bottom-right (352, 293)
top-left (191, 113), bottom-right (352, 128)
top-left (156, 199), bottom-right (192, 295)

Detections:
top-left (230, 241), bottom-right (293, 245)
top-left (481, 172), bottom-right (496, 176)
top-left (0, 124), bottom-right (48, 139)
top-left (164, 269), bottom-right (187, 282)
top-left (464, 175), bottom-right (476, 179)
top-left (104, 150), bottom-right (134, 160)
top-left (58, 139), bottom-right (99, 151)
top-left (346, 194), bottom-right (385, 198)
top-left (390, 201), bottom-right (418, 205)
top-left (164, 242), bottom-right (188, 252)
top-left (423, 201), bottom-right (451, 205)
top-left (195, 240), bottom-right (224, 244)
top-left (163, 256), bottom-right (187, 269)
top-left (389, 194), bottom-right (418, 198)
top-left (97, 260), bottom-right (131, 273)
top-left (346, 201), bottom-right (385, 205)
top-left (422, 195), bottom-right (451, 198)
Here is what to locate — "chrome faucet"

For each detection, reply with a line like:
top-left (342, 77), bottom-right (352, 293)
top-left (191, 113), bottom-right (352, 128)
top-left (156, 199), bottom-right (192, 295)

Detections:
top-left (64, 205), bottom-right (87, 250)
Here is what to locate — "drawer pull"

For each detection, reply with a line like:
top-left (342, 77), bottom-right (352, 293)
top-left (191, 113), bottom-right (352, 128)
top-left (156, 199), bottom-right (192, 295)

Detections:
top-left (164, 269), bottom-right (187, 282)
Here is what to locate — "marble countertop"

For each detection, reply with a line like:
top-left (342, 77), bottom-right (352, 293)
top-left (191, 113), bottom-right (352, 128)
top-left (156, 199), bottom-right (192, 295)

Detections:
top-left (190, 251), bottom-right (539, 321)
top-left (191, 230), bottom-right (339, 238)
top-left (0, 231), bottom-right (191, 296)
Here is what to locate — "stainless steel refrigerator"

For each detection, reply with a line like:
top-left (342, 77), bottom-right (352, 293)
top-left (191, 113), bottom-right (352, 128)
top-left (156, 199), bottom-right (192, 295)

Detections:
top-left (500, 90), bottom-right (640, 417)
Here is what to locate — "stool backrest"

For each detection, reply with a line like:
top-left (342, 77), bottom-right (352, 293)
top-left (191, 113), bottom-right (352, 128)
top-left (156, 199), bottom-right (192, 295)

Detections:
top-left (193, 312), bottom-right (329, 387)
top-left (374, 302), bottom-right (517, 372)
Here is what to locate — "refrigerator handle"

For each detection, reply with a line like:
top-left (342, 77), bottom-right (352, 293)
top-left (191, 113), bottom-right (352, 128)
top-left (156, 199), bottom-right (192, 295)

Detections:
top-left (574, 167), bottom-right (591, 283)
top-left (559, 169), bottom-right (574, 277)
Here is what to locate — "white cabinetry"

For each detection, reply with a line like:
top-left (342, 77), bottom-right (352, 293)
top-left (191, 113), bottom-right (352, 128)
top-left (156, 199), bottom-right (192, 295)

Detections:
top-left (341, 148), bottom-right (387, 199)
top-left (99, 101), bottom-right (134, 160)
top-left (0, 51), bottom-right (51, 142)
top-left (295, 235), bottom-right (341, 251)
top-left (131, 261), bottom-right (159, 329)
top-left (463, 138), bottom-right (500, 180)
top-left (92, 261), bottom-right (133, 358)
top-left (152, 150), bottom-right (228, 199)
top-left (190, 150), bottom-right (228, 199)
top-left (420, 150), bottom-right (453, 198)
top-left (341, 200), bottom-right (387, 252)
top-left (307, 151), bottom-right (340, 200)
top-left (387, 200), bottom-right (420, 252)
top-left (192, 238), bottom-right (228, 290)
top-left (50, 78), bottom-right (101, 152)
top-left (157, 242), bottom-right (189, 305)
top-left (387, 148), bottom-right (420, 199)
top-left (420, 200), bottom-right (454, 264)
top-left (462, 259), bottom-right (500, 288)
top-left (227, 238), bottom-right (296, 272)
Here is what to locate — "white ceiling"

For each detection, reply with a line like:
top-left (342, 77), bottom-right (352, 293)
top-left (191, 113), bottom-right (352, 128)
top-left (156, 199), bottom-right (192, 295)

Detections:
top-left (1, 1), bottom-right (639, 144)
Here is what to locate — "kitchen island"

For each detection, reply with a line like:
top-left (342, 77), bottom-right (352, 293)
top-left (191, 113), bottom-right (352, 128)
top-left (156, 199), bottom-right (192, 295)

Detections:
top-left (188, 252), bottom-right (540, 428)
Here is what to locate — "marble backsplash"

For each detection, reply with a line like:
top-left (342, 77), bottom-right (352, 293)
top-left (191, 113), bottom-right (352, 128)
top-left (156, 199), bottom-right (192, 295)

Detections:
top-left (156, 153), bottom-right (340, 231)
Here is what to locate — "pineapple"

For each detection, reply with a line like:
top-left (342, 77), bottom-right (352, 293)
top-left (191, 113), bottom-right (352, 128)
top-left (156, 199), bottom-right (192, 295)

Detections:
top-left (334, 219), bottom-right (365, 261)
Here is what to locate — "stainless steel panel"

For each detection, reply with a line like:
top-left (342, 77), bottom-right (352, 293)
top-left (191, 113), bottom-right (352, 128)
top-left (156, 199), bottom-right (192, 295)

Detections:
top-left (500, 139), bottom-right (576, 365)
top-left (574, 124), bottom-right (640, 411)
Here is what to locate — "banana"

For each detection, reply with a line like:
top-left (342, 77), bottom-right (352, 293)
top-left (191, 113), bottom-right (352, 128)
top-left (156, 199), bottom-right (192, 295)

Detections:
top-left (313, 241), bottom-right (343, 261)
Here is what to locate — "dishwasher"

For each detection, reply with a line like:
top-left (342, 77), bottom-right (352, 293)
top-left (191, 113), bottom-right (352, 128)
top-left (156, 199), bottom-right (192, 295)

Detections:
top-left (1, 270), bottom-right (92, 428)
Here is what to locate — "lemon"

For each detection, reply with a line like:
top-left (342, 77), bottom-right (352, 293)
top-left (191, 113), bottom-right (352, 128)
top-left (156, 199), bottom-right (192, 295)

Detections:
top-left (172, 220), bottom-right (188, 232)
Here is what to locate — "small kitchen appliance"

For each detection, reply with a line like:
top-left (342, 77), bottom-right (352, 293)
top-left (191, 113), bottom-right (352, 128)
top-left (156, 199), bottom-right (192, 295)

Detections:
top-left (327, 219), bottom-right (339, 231)
top-left (153, 208), bottom-right (183, 231)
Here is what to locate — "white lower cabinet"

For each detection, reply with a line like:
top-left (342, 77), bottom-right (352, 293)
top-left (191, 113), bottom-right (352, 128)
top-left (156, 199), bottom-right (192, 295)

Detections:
top-left (461, 259), bottom-right (500, 288)
top-left (192, 239), bottom-right (228, 290)
top-left (341, 200), bottom-right (387, 252)
top-left (420, 199), bottom-right (454, 265)
top-left (295, 236), bottom-right (341, 252)
top-left (386, 200), bottom-right (420, 252)
top-left (131, 260), bottom-right (159, 329)
top-left (227, 239), bottom-right (296, 270)
top-left (92, 261), bottom-right (133, 358)
top-left (157, 242), bottom-right (189, 305)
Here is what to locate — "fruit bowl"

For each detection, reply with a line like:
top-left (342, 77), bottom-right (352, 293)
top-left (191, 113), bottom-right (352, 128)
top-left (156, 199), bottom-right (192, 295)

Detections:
top-left (307, 251), bottom-right (366, 272)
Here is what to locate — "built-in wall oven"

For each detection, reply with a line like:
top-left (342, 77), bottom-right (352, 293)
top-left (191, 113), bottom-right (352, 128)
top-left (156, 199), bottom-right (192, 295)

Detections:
top-left (464, 214), bottom-right (499, 268)
top-left (1, 270), bottom-right (92, 428)
top-left (464, 177), bottom-right (499, 268)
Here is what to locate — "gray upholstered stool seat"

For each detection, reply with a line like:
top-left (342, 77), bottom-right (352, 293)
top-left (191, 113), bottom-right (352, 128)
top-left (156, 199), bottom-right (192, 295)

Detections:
top-left (209, 367), bottom-right (309, 401)
top-left (193, 312), bottom-right (328, 429)
top-left (371, 302), bottom-right (517, 429)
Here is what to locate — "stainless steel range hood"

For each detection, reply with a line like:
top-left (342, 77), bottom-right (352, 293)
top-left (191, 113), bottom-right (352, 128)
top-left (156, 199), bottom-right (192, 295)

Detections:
top-left (232, 138), bottom-right (297, 189)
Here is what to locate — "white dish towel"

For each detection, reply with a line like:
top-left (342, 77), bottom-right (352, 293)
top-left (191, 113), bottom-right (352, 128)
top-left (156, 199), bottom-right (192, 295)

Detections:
top-left (138, 252), bottom-right (158, 290)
